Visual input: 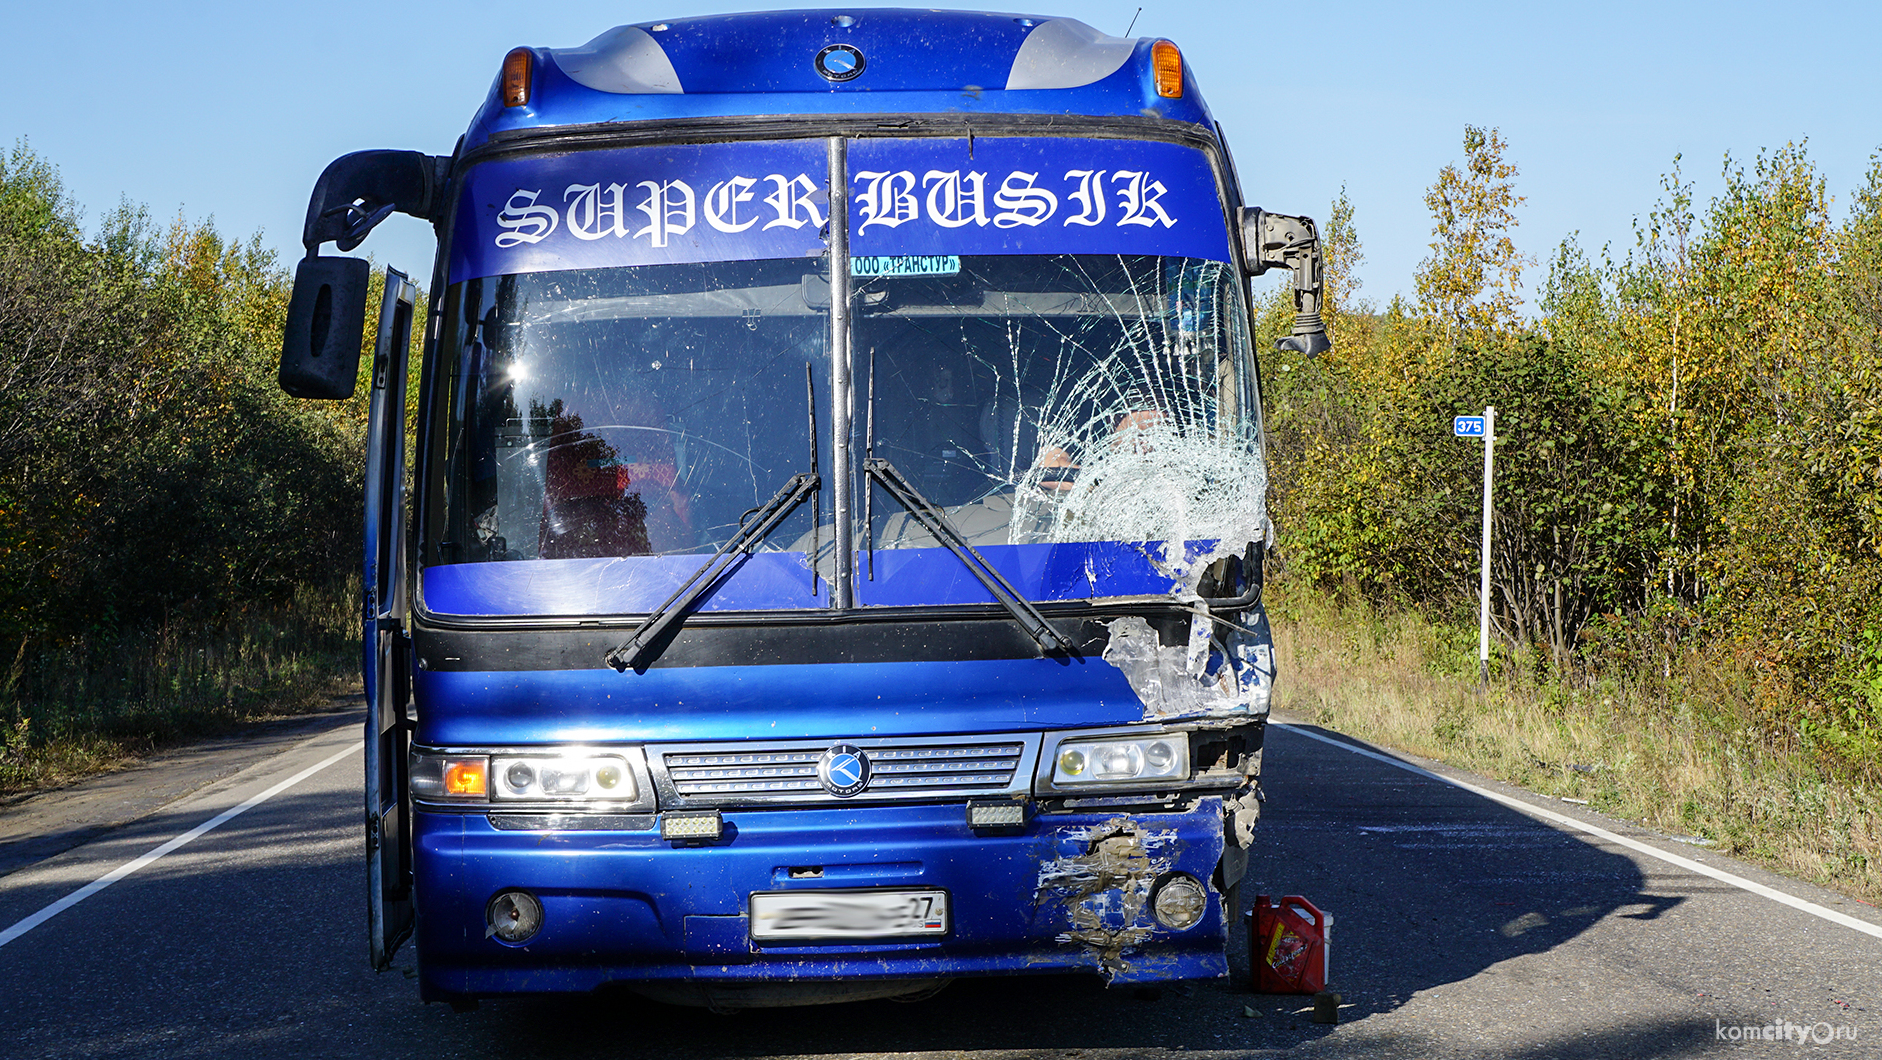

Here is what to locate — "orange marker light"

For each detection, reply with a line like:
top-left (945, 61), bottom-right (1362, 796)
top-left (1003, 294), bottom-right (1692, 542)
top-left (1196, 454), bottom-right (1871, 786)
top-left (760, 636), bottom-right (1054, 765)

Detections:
top-left (444, 759), bottom-right (488, 797)
top-left (501, 47), bottom-right (534, 108)
top-left (1151, 40), bottom-right (1183, 99)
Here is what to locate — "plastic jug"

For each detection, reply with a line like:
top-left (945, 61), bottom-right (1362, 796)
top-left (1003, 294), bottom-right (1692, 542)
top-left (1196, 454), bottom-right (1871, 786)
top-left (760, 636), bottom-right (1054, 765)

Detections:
top-left (1250, 894), bottom-right (1331, 994)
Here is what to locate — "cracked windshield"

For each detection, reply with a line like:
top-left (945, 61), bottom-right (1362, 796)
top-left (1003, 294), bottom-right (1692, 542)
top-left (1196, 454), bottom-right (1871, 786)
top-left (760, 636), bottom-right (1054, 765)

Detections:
top-left (426, 137), bottom-right (1263, 615)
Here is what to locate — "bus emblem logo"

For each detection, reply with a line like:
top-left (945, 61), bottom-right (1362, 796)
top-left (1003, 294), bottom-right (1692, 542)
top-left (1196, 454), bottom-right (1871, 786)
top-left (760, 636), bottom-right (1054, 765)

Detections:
top-left (818, 744), bottom-right (871, 797)
top-left (814, 44), bottom-right (866, 82)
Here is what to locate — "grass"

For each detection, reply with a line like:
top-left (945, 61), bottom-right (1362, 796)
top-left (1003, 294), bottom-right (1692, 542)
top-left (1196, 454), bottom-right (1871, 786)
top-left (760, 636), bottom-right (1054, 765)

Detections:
top-left (1266, 580), bottom-right (1882, 903)
top-left (0, 578), bottom-right (361, 798)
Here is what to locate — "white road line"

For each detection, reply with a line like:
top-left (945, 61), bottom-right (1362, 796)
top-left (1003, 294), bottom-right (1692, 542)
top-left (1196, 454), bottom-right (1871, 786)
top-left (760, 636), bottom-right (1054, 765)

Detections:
top-left (1275, 722), bottom-right (1882, 942)
top-left (0, 740), bottom-right (360, 949)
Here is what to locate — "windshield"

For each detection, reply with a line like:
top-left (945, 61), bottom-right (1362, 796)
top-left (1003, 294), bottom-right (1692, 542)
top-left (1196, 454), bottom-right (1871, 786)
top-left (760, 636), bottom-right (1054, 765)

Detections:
top-left (426, 261), bottom-right (830, 614)
top-left (421, 135), bottom-right (1264, 618)
top-left (853, 252), bottom-right (1258, 548)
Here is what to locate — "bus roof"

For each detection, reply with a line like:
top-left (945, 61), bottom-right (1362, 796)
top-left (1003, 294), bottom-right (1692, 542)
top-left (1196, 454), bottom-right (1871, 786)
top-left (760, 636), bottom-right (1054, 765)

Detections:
top-left (464, 9), bottom-right (1216, 151)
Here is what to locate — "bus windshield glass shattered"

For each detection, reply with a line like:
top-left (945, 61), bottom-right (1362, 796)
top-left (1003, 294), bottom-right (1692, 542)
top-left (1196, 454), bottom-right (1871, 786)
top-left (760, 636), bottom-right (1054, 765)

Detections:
top-left (426, 137), bottom-right (1266, 612)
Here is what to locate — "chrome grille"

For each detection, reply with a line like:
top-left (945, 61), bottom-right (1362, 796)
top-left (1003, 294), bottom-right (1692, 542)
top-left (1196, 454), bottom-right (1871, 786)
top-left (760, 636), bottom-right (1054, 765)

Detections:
top-left (655, 737), bottom-right (1033, 806)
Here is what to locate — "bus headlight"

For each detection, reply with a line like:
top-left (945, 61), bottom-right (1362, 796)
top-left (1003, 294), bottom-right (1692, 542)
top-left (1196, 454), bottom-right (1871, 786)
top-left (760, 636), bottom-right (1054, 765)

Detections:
top-left (410, 749), bottom-right (650, 809)
top-left (1050, 734), bottom-right (1188, 787)
top-left (492, 754), bottom-right (637, 802)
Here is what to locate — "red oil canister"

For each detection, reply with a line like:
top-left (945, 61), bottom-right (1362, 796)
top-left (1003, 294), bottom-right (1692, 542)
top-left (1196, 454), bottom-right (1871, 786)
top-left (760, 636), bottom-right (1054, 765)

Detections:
top-left (1250, 894), bottom-right (1331, 994)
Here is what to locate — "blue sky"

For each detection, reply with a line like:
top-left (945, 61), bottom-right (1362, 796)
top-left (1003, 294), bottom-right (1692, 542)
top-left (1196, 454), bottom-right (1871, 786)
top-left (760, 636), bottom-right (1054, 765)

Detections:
top-left (7, 1), bottom-right (1877, 307)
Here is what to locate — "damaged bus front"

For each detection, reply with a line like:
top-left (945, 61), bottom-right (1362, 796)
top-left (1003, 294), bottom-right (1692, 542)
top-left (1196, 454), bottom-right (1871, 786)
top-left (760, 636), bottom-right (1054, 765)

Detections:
top-left (277, 10), bottom-right (1328, 1008)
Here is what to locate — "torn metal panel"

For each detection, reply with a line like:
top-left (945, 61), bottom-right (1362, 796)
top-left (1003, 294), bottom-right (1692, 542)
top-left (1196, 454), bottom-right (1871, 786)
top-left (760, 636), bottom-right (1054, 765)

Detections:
top-left (1031, 809), bottom-right (1227, 981)
top-left (1100, 604), bottom-right (1275, 723)
top-left (1223, 785), bottom-right (1263, 851)
top-left (1034, 817), bottom-right (1177, 978)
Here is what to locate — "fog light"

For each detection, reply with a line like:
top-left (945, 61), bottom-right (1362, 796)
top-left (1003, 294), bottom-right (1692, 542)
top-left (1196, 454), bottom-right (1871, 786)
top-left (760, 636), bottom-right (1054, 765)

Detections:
top-left (967, 799), bottom-right (1026, 829)
top-left (486, 890), bottom-right (542, 943)
top-left (1152, 874), bottom-right (1206, 930)
top-left (661, 810), bottom-right (722, 841)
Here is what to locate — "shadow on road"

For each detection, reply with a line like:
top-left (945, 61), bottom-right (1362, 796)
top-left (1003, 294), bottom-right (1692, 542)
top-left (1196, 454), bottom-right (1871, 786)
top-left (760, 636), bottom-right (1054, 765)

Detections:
top-left (1239, 723), bottom-right (1680, 1015)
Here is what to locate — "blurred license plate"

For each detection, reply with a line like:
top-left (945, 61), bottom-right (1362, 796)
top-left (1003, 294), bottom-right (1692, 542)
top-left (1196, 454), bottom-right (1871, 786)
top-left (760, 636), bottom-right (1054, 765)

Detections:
top-left (749, 889), bottom-right (949, 941)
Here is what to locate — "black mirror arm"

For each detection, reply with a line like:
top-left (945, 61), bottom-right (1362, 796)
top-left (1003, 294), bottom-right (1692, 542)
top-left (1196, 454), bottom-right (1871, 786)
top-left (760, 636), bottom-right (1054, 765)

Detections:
top-left (1240, 208), bottom-right (1332, 357)
top-left (301, 151), bottom-right (452, 255)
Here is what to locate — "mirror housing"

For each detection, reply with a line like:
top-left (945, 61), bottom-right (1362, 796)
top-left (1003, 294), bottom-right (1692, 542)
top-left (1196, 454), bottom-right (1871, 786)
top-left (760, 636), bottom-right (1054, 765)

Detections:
top-left (1240, 207), bottom-right (1331, 358)
top-left (279, 255), bottom-right (371, 399)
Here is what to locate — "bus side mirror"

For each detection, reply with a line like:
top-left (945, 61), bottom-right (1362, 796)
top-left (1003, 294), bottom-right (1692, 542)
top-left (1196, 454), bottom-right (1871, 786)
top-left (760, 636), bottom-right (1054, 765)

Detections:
top-left (1240, 207), bottom-right (1331, 358)
top-left (279, 255), bottom-right (371, 399)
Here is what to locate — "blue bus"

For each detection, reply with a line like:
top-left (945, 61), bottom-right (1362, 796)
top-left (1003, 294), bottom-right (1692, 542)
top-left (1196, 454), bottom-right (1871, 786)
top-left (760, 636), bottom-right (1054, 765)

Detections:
top-left (278, 9), bottom-right (1329, 1010)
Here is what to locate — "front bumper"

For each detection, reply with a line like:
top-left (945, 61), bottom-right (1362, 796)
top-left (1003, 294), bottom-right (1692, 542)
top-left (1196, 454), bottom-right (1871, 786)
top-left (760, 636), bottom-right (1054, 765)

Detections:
top-left (413, 795), bottom-right (1228, 998)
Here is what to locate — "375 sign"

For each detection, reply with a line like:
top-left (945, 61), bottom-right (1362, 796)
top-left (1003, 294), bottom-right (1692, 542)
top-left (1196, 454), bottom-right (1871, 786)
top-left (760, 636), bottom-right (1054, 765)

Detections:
top-left (1456, 407), bottom-right (1495, 681)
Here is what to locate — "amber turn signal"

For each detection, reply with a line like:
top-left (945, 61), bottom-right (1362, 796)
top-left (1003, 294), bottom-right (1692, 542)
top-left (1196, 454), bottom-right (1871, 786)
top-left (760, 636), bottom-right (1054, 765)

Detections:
top-left (1151, 40), bottom-right (1183, 99)
top-left (444, 758), bottom-right (488, 797)
top-left (501, 47), bottom-right (534, 108)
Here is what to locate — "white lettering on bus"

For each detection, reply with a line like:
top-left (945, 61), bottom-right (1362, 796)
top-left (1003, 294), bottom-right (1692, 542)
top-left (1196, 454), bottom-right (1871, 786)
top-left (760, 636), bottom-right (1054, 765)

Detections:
top-left (1112, 171), bottom-right (1177, 228)
top-left (493, 163), bottom-right (1180, 251)
top-left (634, 180), bottom-right (696, 247)
top-left (991, 171), bottom-right (1058, 228)
top-left (704, 176), bottom-right (759, 233)
top-left (761, 174), bottom-right (826, 230)
top-left (1062, 170), bottom-right (1108, 226)
top-left (564, 182), bottom-right (632, 241)
top-left (923, 170), bottom-right (991, 228)
top-left (493, 189), bottom-right (559, 246)
top-left (852, 170), bottom-right (921, 232)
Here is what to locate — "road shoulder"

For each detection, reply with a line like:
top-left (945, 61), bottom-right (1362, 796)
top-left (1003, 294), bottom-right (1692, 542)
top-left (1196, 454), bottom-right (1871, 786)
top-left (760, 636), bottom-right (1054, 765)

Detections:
top-left (0, 696), bottom-right (365, 879)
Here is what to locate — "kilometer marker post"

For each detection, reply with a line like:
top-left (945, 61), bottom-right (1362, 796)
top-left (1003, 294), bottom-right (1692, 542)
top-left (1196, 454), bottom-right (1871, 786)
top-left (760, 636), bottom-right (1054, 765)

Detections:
top-left (1453, 408), bottom-right (1495, 683)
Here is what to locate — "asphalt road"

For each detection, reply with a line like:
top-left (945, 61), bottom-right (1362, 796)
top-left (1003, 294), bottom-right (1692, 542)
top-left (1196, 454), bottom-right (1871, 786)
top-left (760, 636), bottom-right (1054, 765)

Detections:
top-left (0, 710), bottom-right (1876, 1059)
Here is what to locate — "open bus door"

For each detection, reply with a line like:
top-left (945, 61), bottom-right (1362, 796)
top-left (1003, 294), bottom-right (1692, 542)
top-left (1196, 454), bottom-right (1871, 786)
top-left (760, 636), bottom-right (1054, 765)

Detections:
top-left (364, 267), bottom-right (419, 970)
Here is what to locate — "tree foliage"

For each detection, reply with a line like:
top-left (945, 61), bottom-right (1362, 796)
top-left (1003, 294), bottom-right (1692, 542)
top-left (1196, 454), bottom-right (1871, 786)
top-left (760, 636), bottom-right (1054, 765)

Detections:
top-left (0, 141), bottom-right (370, 644)
top-left (1416, 125), bottom-right (1529, 340)
top-left (1264, 128), bottom-right (1882, 770)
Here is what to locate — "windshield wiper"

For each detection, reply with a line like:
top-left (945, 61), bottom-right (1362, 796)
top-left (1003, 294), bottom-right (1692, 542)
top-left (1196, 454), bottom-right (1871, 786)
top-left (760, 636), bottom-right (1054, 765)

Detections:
top-left (606, 365), bottom-right (821, 673)
top-left (862, 457), bottom-right (1073, 654)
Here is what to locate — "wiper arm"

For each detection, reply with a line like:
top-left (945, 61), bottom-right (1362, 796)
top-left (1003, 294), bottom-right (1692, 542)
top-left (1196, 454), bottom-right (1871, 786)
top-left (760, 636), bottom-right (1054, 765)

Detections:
top-left (863, 456), bottom-right (1074, 655)
top-left (605, 470), bottom-right (820, 672)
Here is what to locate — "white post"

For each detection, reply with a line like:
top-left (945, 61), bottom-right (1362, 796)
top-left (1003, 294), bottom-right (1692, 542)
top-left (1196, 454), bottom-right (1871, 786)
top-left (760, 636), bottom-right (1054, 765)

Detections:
top-left (1478, 405), bottom-right (1495, 683)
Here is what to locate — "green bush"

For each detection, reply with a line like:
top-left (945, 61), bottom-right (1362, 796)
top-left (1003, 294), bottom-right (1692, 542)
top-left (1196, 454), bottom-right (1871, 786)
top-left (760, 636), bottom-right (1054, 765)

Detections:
top-left (0, 141), bottom-right (379, 776)
top-left (1265, 131), bottom-right (1882, 776)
